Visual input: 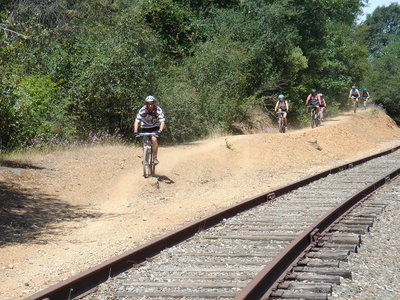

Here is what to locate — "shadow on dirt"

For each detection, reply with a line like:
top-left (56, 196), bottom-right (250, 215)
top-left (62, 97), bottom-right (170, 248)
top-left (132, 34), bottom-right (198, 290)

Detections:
top-left (0, 181), bottom-right (100, 247)
top-left (155, 175), bottom-right (175, 184)
top-left (0, 160), bottom-right (45, 170)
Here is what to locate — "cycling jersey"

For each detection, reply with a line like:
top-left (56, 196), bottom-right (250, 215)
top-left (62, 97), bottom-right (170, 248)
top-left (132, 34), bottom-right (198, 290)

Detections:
top-left (350, 88), bottom-right (360, 97)
top-left (135, 105), bottom-right (165, 129)
top-left (277, 99), bottom-right (288, 110)
top-left (320, 97), bottom-right (326, 107)
top-left (309, 94), bottom-right (320, 106)
top-left (362, 91), bottom-right (369, 99)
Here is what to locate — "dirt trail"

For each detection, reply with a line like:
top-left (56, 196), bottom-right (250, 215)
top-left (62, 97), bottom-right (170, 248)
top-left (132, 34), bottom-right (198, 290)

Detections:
top-left (0, 108), bottom-right (399, 299)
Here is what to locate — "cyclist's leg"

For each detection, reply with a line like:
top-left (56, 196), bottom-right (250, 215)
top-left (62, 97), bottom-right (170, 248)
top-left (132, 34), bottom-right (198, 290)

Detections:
top-left (151, 126), bottom-right (161, 163)
top-left (152, 136), bottom-right (159, 159)
top-left (283, 111), bottom-right (288, 126)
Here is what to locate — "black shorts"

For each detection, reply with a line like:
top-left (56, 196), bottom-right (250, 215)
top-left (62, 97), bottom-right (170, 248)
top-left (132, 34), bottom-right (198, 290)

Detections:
top-left (141, 126), bottom-right (160, 133)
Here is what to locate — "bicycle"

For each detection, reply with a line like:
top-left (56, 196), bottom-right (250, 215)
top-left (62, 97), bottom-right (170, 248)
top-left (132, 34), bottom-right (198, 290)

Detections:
top-left (350, 96), bottom-right (359, 113)
top-left (307, 105), bottom-right (320, 128)
top-left (136, 132), bottom-right (159, 178)
top-left (362, 97), bottom-right (368, 110)
top-left (276, 111), bottom-right (286, 133)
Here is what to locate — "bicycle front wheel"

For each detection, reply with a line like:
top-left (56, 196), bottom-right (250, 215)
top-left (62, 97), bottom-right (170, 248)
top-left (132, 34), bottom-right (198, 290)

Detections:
top-left (311, 112), bottom-right (315, 128)
top-left (143, 148), bottom-right (152, 178)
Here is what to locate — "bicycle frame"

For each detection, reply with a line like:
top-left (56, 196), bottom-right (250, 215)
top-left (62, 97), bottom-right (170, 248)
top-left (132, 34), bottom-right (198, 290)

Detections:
top-left (351, 96), bottom-right (359, 113)
top-left (307, 105), bottom-right (320, 128)
top-left (276, 111), bottom-right (286, 133)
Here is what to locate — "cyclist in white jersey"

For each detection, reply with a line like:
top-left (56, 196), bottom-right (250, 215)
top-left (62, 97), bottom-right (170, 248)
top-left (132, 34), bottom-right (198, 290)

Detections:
top-left (133, 95), bottom-right (166, 164)
top-left (348, 85), bottom-right (360, 108)
top-left (274, 94), bottom-right (289, 127)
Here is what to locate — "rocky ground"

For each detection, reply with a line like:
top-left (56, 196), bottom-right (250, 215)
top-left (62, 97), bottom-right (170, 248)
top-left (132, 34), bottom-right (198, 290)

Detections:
top-left (0, 108), bottom-right (399, 299)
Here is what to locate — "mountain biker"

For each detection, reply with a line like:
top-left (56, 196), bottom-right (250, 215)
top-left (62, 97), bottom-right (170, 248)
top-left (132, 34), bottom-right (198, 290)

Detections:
top-left (319, 93), bottom-right (326, 121)
top-left (305, 89), bottom-right (321, 115)
top-left (133, 95), bottom-right (166, 165)
top-left (361, 88), bottom-right (370, 109)
top-left (348, 85), bottom-right (360, 109)
top-left (274, 94), bottom-right (289, 127)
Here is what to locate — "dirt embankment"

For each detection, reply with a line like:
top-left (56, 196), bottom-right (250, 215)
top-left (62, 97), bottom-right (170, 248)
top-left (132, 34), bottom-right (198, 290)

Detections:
top-left (0, 108), bottom-right (400, 299)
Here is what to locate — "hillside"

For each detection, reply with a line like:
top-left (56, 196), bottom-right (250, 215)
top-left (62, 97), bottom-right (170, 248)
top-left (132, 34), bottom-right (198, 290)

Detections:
top-left (1, 108), bottom-right (400, 299)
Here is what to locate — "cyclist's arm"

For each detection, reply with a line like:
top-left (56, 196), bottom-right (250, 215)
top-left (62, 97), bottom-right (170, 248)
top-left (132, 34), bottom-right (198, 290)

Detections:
top-left (305, 94), bottom-right (311, 105)
top-left (133, 120), bottom-right (139, 132)
top-left (274, 101), bottom-right (279, 111)
top-left (157, 107), bottom-right (166, 132)
top-left (159, 121), bottom-right (165, 132)
top-left (286, 101), bottom-right (289, 111)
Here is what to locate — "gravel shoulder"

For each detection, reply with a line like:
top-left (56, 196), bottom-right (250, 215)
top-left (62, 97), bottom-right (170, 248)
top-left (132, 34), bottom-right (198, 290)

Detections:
top-left (330, 177), bottom-right (400, 299)
top-left (1, 108), bottom-right (400, 299)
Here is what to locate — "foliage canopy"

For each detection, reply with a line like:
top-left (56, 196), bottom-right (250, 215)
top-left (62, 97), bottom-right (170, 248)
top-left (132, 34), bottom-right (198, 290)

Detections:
top-left (1, 0), bottom-right (398, 151)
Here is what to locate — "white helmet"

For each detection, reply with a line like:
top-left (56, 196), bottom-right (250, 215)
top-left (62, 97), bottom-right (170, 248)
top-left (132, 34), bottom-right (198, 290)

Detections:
top-left (145, 95), bottom-right (156, 103)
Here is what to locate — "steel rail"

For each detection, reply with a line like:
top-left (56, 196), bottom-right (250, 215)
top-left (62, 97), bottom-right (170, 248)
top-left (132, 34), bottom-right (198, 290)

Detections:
top-left (236, 162), bottom-right (400, 299)
top-left (26, 145), bottom-right (400, 300)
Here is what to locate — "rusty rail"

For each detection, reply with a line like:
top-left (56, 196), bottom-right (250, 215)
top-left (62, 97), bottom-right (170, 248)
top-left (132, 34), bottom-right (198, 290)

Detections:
top-left (26, 146), bottom-right (399, 300)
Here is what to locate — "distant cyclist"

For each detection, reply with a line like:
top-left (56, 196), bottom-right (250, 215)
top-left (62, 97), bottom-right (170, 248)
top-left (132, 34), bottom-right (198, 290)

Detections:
top-left (274, 94), bottom-right (289, 128)
top-left (133, 95), bottom-right (166, 165)
top-left (361, 88), bottom-right (370, 109)
top-left (348, 85), bottom-right (360, 109)
top-left (319, 93), bottom-right (326, 121)
top-left (305, 89), bottom-right (321, 115)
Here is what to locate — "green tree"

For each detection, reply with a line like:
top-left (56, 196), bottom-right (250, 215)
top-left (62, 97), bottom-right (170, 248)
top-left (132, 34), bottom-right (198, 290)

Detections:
top-left (365, 38), bottom-right (400, 122)
top-left (364, 3), bottom-right (400, 55)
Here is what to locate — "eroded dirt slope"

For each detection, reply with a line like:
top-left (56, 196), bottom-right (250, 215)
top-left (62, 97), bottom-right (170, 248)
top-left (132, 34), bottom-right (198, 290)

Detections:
top-left (1, 108), bottom-right (400, 299)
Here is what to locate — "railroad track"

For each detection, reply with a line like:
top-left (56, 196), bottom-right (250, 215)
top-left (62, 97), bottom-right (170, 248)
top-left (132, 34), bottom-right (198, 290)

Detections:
top-left (270, 177), bottom-right (400, 299)
top-left (27, 147), bottom-right (400, 300)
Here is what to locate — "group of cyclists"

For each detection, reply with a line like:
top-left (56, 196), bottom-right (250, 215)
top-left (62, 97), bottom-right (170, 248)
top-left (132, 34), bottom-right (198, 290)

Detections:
top-left (274, 86), bottom-right (370, 130)
top-left (274, 89), bottom-right (326, 129)
top-left (134, 86), bottom-right (370, 167)
top-left (348, 86), bottom-right (370, 111)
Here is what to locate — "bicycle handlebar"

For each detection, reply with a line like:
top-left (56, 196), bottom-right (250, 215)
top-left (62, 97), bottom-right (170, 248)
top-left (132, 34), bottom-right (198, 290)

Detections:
top-left (136, 132), bottom-right (159, 136)
top-left (134, 132), bottom-right (160, 139)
